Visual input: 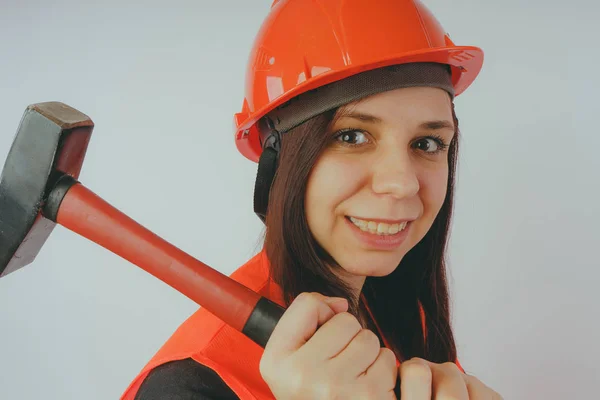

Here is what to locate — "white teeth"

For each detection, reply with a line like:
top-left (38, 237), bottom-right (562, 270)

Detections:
top-left (349, 217), bottom-right (409, 235)
top-left (367, 221), bottom-right (377, 232)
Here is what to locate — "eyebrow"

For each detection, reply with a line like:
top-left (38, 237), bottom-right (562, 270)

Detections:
top-left (419, 120), bottom-right (455, 131)
top-left (340, 111), bottom-right (455, 131)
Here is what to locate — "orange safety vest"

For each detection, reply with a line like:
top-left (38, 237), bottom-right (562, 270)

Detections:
top-left (121, 249), bottom-right (463, 400)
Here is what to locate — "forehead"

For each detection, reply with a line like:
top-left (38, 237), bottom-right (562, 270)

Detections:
top-left (336, 87), bottom-right (453, 125)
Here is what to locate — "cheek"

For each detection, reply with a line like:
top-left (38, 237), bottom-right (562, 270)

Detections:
top-left (305, 155), bottom-right (365, 238)
top-left (419, 165), bottom-right (449, 214)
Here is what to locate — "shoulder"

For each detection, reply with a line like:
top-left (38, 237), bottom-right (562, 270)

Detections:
top-left (148, 250), bottom-right (274, 358)
top-left (134, 358), bottom-right (240, 400)
top-left (125, 251), bottom-right (276, 400)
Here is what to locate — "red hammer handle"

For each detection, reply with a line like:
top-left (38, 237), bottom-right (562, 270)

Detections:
top-left (52, 178), bottom-right (284, 347)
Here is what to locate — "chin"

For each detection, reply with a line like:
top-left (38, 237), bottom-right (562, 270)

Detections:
top-left (337, 251), bottom-right (405, 278)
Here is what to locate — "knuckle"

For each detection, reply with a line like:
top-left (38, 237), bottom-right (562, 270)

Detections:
top-left (311, 376), bottom-right (346, 400)
top-left (355, 329), bottom-right (380, 349)
top-left (294, 292), bottom-right (313, 303)
top-left (286, 360), bottom-right (310, 391)
top-left (441, 361), bottom-right (462, 376)
top-left (316, 383), bottom-right (340, 400)
top-left (379, 347), bottom-right (397, 365)
top-left (293, 292), bottom-right (323, 310)
top-left (466, 373), bottom-right (483, 385)
top-left (335, 312), bottom-right (362, 331)
top-left (401, 359), bottom-right (432, 384)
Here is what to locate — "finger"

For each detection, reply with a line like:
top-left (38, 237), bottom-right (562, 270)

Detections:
top-left (362, 347), bottom-right (398, 388)
top-left (399, 357), bottom-right (432, 400)
top-left (299, 311), bottom-right (362, 361)
top-left (327, 328), bottom-right (381, 378)
top-left (464, 374), bottom-right (504, 399)
top-left (264, 292), bottom-right (348, 357)
top-left (430, 362), bottom-right (469, 400)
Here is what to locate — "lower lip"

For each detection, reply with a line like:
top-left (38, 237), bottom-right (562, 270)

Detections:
top-left (345, 217), bottom-right (411, 250)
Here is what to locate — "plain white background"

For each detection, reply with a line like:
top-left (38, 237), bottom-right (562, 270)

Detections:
top-left (0, 0), bottom-right (597, 398)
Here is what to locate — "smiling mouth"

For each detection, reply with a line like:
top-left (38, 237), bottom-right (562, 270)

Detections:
top-left (346, 216), bottom-right (410, 236)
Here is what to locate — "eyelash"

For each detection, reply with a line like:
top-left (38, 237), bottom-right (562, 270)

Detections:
top-left (332, 129), bottom-right (450, 154)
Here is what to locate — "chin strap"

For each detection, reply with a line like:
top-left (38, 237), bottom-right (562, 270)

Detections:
top-left (253, 129), bottom-right (281, 223)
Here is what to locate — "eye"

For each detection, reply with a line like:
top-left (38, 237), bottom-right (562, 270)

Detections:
top-left (334, 129), bottom-right (370, 146)
top-left (413, 136), bottom-right (449, 154)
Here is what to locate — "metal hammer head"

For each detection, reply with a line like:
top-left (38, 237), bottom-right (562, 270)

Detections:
top-left (0, 102), bottom-right (94, 277)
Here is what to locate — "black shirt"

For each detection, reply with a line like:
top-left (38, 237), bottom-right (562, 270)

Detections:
top-left (134, 358), bottom-right (240, 400)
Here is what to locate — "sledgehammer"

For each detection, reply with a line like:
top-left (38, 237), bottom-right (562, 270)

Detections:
top-left (0, 102), bottom-right (284, 348)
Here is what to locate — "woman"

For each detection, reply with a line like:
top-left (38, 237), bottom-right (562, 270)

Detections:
top-left (122, 0), bottom-right (502, 398)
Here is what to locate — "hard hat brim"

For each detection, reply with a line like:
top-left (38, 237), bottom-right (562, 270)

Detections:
top-left (234, 45), bottom-right (484, 163)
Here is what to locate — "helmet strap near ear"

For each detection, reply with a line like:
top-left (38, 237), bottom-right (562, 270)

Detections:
top-left (253, 129), bottom-right (281, 223)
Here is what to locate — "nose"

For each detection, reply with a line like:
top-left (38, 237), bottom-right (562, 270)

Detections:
top-left (370, 147), bottom-right (420, 199)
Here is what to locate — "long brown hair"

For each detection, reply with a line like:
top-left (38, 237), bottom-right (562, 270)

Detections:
top-left (263, 103), bottom-right (460, 364)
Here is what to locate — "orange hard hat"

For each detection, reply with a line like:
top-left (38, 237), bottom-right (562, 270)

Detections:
top-left (234, 0), bottom-right (484, 162)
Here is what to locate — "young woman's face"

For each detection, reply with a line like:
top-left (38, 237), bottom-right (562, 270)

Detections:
top-left (305, 87), bottom-right (455, 292)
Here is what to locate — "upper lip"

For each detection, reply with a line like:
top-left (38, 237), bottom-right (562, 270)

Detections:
top-left (347, 216), bottom-right (416, 224)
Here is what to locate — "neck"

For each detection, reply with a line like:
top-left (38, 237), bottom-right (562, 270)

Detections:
top-left (332, 267), bottom-right (366, 299)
